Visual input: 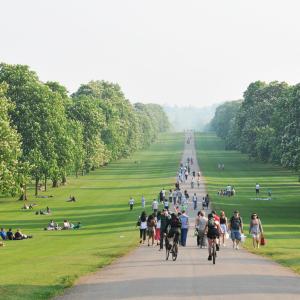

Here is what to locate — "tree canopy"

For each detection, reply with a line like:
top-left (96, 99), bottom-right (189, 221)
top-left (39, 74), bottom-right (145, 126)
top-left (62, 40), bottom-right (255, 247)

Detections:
top-left (210, 81), bottom-right (300, 176)
top-left (0, 64), bottom-right (170, 196)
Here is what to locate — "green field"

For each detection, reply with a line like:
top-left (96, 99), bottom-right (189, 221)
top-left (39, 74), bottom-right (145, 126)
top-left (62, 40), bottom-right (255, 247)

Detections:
top-left (196, 133), bottom-right (300, 273)
top-left (0, 133), bottom-right (183, 300)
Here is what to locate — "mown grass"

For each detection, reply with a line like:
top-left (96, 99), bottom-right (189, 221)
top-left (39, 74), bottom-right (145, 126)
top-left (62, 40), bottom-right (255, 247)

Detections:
top-left (195, 133), bottom-right (300, 274)
top-left (0, 132), bottom-right (183, 300)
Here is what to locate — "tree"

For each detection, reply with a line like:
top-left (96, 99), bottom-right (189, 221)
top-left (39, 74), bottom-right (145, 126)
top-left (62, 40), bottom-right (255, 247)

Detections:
top-left (0, 83), bottom-right (22, 195)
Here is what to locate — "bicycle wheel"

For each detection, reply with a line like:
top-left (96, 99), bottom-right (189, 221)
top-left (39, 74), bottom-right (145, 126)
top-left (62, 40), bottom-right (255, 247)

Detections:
top-left (165, 239), bottom-right (170, 260)
top-left (172, 243), bottom-right (178, 261)
top-left (212, 243), bottom-right (216, 264)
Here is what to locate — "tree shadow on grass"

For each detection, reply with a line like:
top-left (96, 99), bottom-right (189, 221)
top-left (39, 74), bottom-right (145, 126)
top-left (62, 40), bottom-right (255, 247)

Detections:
top-left (0, 284), bottom-right (64, 300)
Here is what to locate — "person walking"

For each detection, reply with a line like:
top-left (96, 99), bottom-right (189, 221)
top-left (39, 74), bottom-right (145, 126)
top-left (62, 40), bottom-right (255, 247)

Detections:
top-left (168, 189), bottom-right (173, 203)
top-left (192, 193), bottom-right (197, 210)
top-left (191, 177), bottom-right (195, 189)
top-left (159, 209), bottom-right (169, 251)
top-left (255, 183), bottom-right (260, 195)
top-left (152, 199), bottom-right (159, 214)
top-left (249, 213), bottom-right (263, 248)
top-left (138, 211), bottom-right (147, 244)
top-left (147, 214), bottom-right (156, 247)
top-left (129, 197), bottom-right (135, 211)
top-left (179, 210), bottom-right (189, 246)
top-left (197, 211), bottom-right (208, 248)
top-left (155, 211), bottom-right (161, 246)
top-left (219, 211), bottom-right (228, 246)
top-left (141, 195), bottom-right (146, 208)
top-left (229, 210), bottom-right (244, 250)
top-left (173, 189), bottom-right (177, 205)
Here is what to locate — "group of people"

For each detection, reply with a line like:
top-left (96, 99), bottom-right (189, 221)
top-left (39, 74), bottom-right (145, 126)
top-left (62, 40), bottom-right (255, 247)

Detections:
top-left (195, 209), bottom-right (264, 260)
top-left (137, 208), bottom-right (190, 248)
top-left (217, 185), bottom-right (236, 197)
top-left (0, 228), bottom-right (33, 241)
top-left (44, 220), bottom-right (81, 231)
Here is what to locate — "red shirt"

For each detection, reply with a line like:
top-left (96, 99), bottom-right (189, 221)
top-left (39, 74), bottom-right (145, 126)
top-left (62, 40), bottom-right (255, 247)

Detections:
top-left (214, 215), bottom-right (220, 222)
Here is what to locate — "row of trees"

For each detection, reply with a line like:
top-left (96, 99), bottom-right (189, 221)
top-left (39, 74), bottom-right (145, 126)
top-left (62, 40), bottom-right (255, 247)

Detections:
top-left (210, 81), bottom-right (300, 176)
top-left (0, 63), bottom-right (170, 197)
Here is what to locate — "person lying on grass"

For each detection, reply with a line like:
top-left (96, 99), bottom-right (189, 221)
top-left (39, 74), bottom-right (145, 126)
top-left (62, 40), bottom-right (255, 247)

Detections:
top-left (14, 229), bottom-right (33, 240)
top-left (44, 221), bottom-right (81, 231)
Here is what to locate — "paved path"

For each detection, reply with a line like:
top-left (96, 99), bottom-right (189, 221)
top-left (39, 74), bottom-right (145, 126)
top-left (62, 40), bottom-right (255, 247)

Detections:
top-left (56, 132), bottom-right (300, 300)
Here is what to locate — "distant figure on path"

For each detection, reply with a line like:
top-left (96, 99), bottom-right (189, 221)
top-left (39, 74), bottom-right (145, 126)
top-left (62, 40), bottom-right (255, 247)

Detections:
top-left (129, 197), bottom-right (135, 210)
top-left (229, 210), bottom-right (243, 250)
top-left (192, 193), bottom-right (197, 210)
top-left (255, 183), bottom-right (260, 195)
top-left (249, 213), bottom-right (263, 248)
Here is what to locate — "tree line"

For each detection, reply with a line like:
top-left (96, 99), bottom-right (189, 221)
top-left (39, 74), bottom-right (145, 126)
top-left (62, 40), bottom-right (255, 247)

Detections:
top-left (0, 63), bottom-right (170, 198)
top-left (209, 81), bottom-right (300, 177)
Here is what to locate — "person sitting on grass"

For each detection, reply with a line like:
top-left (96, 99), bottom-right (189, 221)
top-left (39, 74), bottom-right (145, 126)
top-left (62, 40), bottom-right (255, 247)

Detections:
top-left (45, 220), bottom-right (61, 231)
top-left (62, 219), bottom-right (71, 230)
top-left (7, 228), bottom-right (14, 240)
top-left (14, 229), bottom-right (33, 240)
top-left (0, 228), bottom-right (7, 240)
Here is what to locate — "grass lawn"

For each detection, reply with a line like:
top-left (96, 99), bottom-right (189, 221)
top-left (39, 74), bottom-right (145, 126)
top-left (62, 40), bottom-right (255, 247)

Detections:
top-left (0, 132), bottom-right (183, 300)
top-left (195, 133), bottom-right (300, 274)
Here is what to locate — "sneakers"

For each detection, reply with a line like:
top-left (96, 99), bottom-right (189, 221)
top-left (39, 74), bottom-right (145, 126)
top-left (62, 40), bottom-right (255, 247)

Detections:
top-left (208, 255), bottom-right (212, 261)
top-left (216, 244), bottom-right (220, 251)
top-left (236, 245), bottom-right (239, 250)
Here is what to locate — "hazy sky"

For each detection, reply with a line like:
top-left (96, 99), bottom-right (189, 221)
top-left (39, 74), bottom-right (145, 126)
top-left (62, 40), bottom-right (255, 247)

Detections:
top-left (1, 0), bottom-right (300, 106)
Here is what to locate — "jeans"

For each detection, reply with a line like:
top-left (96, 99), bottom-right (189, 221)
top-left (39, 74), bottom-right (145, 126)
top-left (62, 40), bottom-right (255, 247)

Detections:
top-left (140, 229), bottom-right (146, 241)
top-left (181, 228), bottom-right (188, 246)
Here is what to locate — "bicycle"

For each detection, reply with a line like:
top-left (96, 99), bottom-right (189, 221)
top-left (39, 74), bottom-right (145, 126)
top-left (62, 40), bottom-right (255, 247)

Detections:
top-left (165, 235), bottom-right (178, 261)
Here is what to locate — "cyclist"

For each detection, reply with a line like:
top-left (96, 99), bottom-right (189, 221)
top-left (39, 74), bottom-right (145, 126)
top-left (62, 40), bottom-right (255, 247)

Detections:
top-left (204, 213), bottom-right (221, 261)
top-left (165, 213), bottom-right (182, 248)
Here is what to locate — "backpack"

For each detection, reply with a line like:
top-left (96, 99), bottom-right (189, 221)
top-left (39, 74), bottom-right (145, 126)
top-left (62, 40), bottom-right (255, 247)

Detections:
top-left (208, 217), bottom-right (215, 229)
top-left (230, 217), bottom-right (241, 230)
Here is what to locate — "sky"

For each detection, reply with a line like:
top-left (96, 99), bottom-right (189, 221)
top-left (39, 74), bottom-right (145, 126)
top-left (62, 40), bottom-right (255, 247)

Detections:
top-left (1, 0), bottom-right (300, 107)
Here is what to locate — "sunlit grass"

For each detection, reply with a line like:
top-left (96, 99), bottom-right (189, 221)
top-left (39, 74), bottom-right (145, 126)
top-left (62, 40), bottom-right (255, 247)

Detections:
top-left (0, 133), bottom-right (183, 300)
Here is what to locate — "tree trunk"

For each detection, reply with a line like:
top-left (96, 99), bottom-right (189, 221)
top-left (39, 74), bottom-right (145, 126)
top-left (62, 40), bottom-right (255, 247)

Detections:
top-left (75, 170), bottom-right (78, 178)
top-left (52, 179), bottom-right (59, 188)
top-left (62, 174), bottom-right (67, 185)
top-left (35, 177), bottom-right (39, 196)
top-left (44, 175), bottom-right (47, 192)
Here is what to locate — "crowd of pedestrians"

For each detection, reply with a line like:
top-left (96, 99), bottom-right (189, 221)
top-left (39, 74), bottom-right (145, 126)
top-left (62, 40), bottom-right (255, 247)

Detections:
top-left (131, 134), bottom-right (266, 262)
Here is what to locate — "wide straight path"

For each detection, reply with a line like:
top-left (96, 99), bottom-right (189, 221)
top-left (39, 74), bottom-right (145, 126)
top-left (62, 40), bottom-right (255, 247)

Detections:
top-left (56, 132), bottom-right (300, 300)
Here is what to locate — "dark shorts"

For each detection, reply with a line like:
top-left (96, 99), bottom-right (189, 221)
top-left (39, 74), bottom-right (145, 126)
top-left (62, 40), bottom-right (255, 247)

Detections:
top-left (207, 229), bottom-right (219, 239)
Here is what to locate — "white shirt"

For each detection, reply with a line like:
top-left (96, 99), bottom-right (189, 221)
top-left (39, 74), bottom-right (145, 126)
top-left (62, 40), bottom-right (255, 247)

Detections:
top-left (256, 184), bottom-right (260, 189)
top-left (152, 200), bottom-right (158, 209)
top-left (129, 198), bottom-right (135, 205)
top-left (192, 195), bottom-right (197, 202)
top-left (164, 200), bottom-right (169, 207)
top-left (140, 221), bottom-right (147, 229)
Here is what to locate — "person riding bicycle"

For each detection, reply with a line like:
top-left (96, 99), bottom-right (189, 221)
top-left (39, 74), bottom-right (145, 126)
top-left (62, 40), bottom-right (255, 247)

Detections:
top-left (205, 213), bottom-right (221, 261)
top-left (165, 213), bottom-right (182, 246)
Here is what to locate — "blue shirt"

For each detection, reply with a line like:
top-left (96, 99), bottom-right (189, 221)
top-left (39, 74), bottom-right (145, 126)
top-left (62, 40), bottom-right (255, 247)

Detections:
top-left (0, 231), bottom-right (7, 240)
top-left (180, 214), bottom-right (189, 229)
